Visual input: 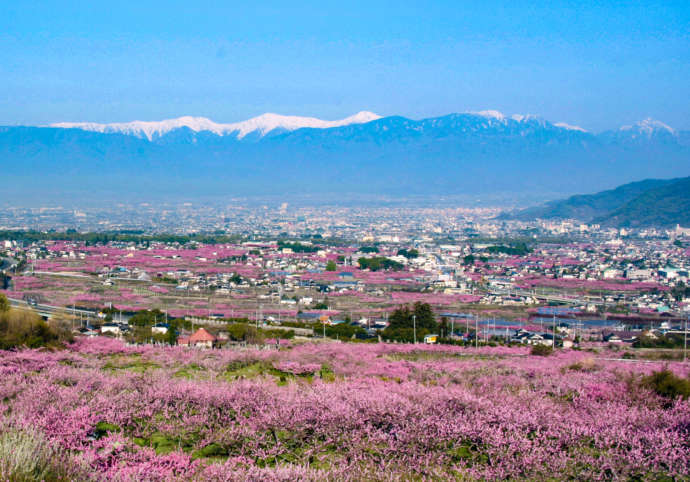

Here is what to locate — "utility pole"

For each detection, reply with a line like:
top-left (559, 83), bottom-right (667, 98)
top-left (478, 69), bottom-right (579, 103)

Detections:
top-left (475, 316), bottom-right (478, 348)
top-left (413, 314), bottom-right (416, 344)
top-left (552, 313), bottom-right (556, 349)
top-left (683, 315), bottom-right (690, 363)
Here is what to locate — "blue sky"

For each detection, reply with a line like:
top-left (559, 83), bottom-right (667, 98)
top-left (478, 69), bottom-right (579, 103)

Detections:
top-left (1, 0), bottom-right (688, 131)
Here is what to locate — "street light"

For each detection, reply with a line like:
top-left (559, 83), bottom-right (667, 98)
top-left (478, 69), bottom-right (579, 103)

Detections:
top-left (413, 314), bottom-right (416, 344)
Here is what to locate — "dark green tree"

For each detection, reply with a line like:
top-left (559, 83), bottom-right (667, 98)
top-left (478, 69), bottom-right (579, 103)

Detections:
top-left (413, 302), bottom-right (437, 331)
top-left (358, 257), bottom-right (403, 271)
top-left (383, 302), bottom-right (437, 342)
top-left (397, 248), bottom-right (419, 259)
top-left (166, 325), bottom-right (178, 345)
top-left (439, 316), bottom-right (449, 338)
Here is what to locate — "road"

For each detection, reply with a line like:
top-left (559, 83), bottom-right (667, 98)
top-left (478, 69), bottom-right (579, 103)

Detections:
top-left (487, 287), bottom-right (608, 306)
top-left (8, 297), bottom-right (99, 320)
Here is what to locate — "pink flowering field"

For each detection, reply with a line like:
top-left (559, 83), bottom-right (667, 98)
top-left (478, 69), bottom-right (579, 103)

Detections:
top-left (1, 339), bottom-right (689, 481)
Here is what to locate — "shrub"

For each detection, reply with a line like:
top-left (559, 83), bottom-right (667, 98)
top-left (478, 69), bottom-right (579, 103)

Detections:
top-left (641, 369), bottom-right (690, 402)
top-left (225, 323), bottom-right (263, 344)
top-left (633, 333), bottom-right (686, 349)
top-left (0, 309), bottom-right (66, 349)
top-left (0, 426), bottom-right (75, 480)
top-left (566, 357), bottom-right (598, 372)
top-left (530, 344), bottom-right (553, 356)
top-left (319, 364), bottom-right (336, 382)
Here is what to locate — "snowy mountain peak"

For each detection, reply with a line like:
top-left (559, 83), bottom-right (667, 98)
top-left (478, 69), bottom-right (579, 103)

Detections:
top-left (50, 111), bottom-right (382, 140)
top-left (470, 110), bottom-right (542, 124)
top-left (554, 122), bottom-right (587, 132)
top-left (474, 110), bottom-right (506, 120)
top-left (51, 117), bottom-right (228, 140)
top-left (226, 111), bottom-right (382, 138)
top-left (620, 118), bottom-right (675, 136)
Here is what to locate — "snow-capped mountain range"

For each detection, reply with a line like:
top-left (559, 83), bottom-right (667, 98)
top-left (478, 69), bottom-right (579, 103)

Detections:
top-left (47, 110), bottom-right (685, 141)
top-left (51, 111), bottom-right (382, 140)
top-left (2, 110), bottom-right (688, 205)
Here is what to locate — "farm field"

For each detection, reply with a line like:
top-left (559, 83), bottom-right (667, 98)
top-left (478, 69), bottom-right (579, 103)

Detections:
top-left (1, 339), bottom-right (688, 481)
top-left (4, 241), bottom-right (490, 322)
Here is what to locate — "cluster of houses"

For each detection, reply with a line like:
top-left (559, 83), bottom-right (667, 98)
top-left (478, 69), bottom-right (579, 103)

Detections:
top-left (2, 218), bottom-right (689, 336)
top-left (511, 329), bottom-right (563, 347)
top-left (81, 321), bottom-right (220, 349)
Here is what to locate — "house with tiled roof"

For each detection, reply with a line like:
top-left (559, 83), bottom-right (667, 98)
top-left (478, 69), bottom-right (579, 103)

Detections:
top-left (178, 328), bottom-right (217, 349)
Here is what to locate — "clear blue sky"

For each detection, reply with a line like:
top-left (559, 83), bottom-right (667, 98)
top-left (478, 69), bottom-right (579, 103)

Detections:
top-left (1, 0), bottom-right (688, 131)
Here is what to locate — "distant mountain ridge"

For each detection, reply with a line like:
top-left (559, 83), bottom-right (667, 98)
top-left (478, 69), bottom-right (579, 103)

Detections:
top-left (45, 111), bottom-right (690, 142)
top-left (502, 176), bottom-right (690, 227)
top-left (50, 111), bottom-right (382, 140)
top-left (1, 110), bottom-right (689, 204)
top-left (47, 109), bottom-right (588, 141)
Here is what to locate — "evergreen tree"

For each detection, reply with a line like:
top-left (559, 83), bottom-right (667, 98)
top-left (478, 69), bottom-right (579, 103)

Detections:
top-left (439, 316), bottom-right (449, 337)
top-left (383, 303), bottom-right (437, 342)
top-left (412, 302), bottom-right (436, 331)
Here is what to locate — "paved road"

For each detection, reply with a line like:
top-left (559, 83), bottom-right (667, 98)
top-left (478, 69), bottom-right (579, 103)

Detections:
top-left (487, 287), bottom-right (606, 306)
top-left (8, 297), bottom-right (99, 319)
top-left (32, 270), bottom-right (90, 278)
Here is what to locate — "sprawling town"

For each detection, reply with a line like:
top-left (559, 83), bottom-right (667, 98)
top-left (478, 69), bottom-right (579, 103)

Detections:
top-left (1, 204), bottom-right (688, 350)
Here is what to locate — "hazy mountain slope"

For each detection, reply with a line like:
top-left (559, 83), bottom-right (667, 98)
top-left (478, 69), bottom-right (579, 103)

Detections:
top-left (594, 177), bottom-right (690, 227)
top-left (502, 178), bottom-right (677, 221)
